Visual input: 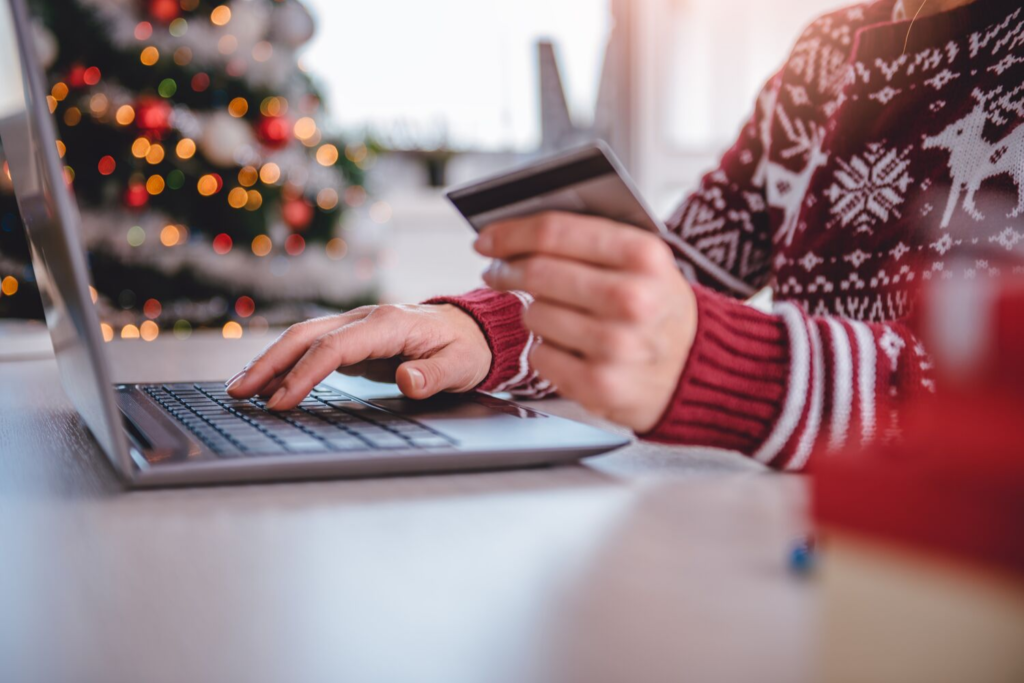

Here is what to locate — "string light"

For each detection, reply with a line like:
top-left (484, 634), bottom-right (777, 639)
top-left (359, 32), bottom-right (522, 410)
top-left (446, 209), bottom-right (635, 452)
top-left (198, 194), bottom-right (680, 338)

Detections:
top-left (210, 5), bottom-right (232, 26)
top-left (293, 117), bottom-right (316, 140)
top-left (169, 18), bottom-right (188, 37)
top-left (89, 93), bottom-right (109, 116)
top-left (316, 144), bottom-right (339, 166)
top-left (143, 298), bottom-right (162, 319)
top-left (173, 46), bottom-right (193, 66)
top-left (228, 97), bottom-right (248, 117)
top-left (227, 187), bottom-right (248, 209)
top-left (55, 140), bottom-right (66, 158)
top-left (145, 143), bottom-right (165, 165)
top-left (212, 233), bottom-right (233, 254)
top-left (126, 225), bottom-right (146, 247)
top-left (64, 107), bottom-right (82, 126)
top-left (326, 237), bottom-right (348, 260)
top-left (345, 185), bottom-right (367, 207)
top-left (121, 324), bottom-right (140, 340)
top-left (46, 96), bottom-right (57, 113)
top-left (158, 78), bottom-right (177, 98)
top-left (176, 138), bottom-right (196, 159)
top-left (235, 296), bottom-right (255, 318)
top-left (222, 321), bottom-right (243, 339)
top-left (252, 41), bottom-right (272, 62)
top-left (285, 234), bottom-right (305, 256)
top-left (260, 97), bottom-right (287, 117)
top-left (63, 166), bottom-right (75, 184)
top-left (100, 323), bottom-right (114, 342)
top-left (197, 174), bottom-right (220, 196)
top-left (131, 137), bottom-right (151, 158)
top-left (98, 156), bottom-right (116, 176)
top-left (1, 276), bottom-right (18, 296)
top-left (191, 73), bottom-right (210, 92)
top-left (115, 105), bottom-right (136, 125)
top-left (173, 319), bottom-right (192, 340)
top-left (316, 188), bottom-right (339, 211)
top-left (259, 163), bottom-right (281, 184)
top-left (146, 174), bottom-right (165, 195)
top-left (238, 166), bottom-right (258, 186)
top-left (140, 46), bottom-right (160, 66)
top-left (245, 189), bottom-right (263, 211)
top-left (134, 21), bottom-right (153, 41)
top-left (51, 82), bottom-right (68, 101)
top-left (160, 224), bottom-right (180, 247)
top-left (140, 320), bottom-right (160, 342)
top-left (218, 35), bottom-right (238, 55)
top-left (167, 169), bottom-right (185, 190)
top-left (251, 234), bottom-right (272, 256)
top-left (346, 144), bottom-right (369, 163)
top-left (83, 67), bottom-right (101, 85)
top-left (89, 286), bottom-right (98, 303)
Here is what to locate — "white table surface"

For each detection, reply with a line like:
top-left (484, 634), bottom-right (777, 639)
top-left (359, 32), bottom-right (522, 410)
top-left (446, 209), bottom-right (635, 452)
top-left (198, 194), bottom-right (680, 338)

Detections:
top-left (0, 328), bottom-right (815, 683)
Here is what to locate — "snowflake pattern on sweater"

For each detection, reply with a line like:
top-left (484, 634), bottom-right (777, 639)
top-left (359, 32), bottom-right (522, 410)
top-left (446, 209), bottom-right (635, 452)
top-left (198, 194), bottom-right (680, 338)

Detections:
top-left (432, 0), bottom-right (1024, 471)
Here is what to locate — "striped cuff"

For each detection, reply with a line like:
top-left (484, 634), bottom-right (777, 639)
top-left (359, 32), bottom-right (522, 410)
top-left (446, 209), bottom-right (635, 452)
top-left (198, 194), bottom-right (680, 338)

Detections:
top-left (424, 288), bottom-right (531, 392)
top-left (641, 285), bottom-right (792, 460)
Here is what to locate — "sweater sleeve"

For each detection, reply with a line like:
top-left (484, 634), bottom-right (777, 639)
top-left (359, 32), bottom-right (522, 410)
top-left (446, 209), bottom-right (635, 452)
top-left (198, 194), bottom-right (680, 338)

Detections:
top-left (640, 285), bottom-right (936, 471)
top-left (424, 289), bottom-right (556, 398)
top-left (663, 72), bottom-right (783, 298)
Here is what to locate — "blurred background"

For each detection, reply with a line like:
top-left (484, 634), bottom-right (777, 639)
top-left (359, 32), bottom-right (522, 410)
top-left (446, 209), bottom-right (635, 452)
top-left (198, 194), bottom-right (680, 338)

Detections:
top-left (0, 0), bottom-right (848, 340)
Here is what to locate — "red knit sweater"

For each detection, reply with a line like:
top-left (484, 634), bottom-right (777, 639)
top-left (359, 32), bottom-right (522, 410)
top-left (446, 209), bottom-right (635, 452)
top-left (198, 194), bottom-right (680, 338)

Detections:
top-left (431, 0), bottom-right (1024, 470)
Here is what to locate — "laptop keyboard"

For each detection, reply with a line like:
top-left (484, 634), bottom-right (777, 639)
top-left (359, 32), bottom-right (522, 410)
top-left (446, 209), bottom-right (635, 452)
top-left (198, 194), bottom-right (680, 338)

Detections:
top-left (142, 382), bottom-right (453, 458)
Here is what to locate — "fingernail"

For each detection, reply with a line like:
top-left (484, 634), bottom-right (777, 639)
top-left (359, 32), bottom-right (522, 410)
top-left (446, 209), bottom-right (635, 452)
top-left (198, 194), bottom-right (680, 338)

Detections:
top-left (407, 368), bottom-right (425, 391)
top-left (266, 387), bottom-right (287, 410)
top-left (225, 371), bottom-right (245, 389)
top-left (474, 233), bottom-right (493, 253)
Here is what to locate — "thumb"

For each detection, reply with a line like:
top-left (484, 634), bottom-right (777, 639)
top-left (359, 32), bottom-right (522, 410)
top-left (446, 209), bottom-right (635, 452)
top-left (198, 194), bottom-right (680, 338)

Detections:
top-left (396, 351), bottom-right (479, 399)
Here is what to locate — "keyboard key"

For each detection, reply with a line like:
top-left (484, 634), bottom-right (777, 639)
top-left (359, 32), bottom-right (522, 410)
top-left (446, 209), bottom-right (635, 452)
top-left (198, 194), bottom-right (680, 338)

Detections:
top-left (408, 436), bottom-right (452, 448)
top-left (284, 440), bottom-right (330, 453)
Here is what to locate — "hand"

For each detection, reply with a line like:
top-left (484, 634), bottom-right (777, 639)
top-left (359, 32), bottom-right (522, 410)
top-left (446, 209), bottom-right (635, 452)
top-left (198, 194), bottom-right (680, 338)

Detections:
top-left (477, 212), bottom-right (697, 433)
top-left (225, 304), bottom-right (492, 410)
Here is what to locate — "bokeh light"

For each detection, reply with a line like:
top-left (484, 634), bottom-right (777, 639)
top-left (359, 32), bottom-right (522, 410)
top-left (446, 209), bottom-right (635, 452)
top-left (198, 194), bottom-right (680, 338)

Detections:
top-left (326, 237), bottom-right (348, 260)
top-left (285, 234), bottom-right (305, 256)
top-left (83, 67), bottom-right (101, 85)
top-left (238, 166), bottom-right (258, 186)
top-left (51, 82), bottom-right (68, 101)
top-left (173, 319), bottom-right (192, 340)
top-left (143, 298), bottom-right (162, 318)
top-left (135, 21), bottom-right (153, 41)
top-left (245, 189), bottom-right (263, 211)
top-left (145, 143), bottom-right (165, 165)
top-left (126, 225), bottom-right (146, 247)
top-left (160, 224), bottom-right (180, 247)
top-left (1, 276), bottom-right (18, 296)
top-left (235, 295), bottom-right (255, 318)
top-left (132, 137), bottom-right (151, 158)
top-left (64, 107), bottom-right (82, 126)
top-left (251, 234), bottom-right (272, 256)
top-left (197, 174), bottom-right (220, 196)
top-left (176, 138), bottom-right (196, 159)
top-left (212, 233), bottom-right (233, 254)
top-left (227, 187), bottom-right (248, 209)
top-left (210, 5), bottom-right (232, 26)
top-left (317, 188), bottom-right (339, 210)
top-left (228, 97), bottom-right (248, 117)
top-left (293, 116), bottom-right (316, 140)
top-left (140, 320), bottom-right (160, 342)
top-left (259, 163), bottom-right (281, 184)
top-left (121, 324), bottom-right (140, 340)
top-left (146, 174), bottom-right (165, 195)
top-left (98, 156), bottom-right (116, 176)
top-left (100, 323), bottom-right (114, 342)
top-left (316, 144), bottom-right (339, 166)
top-left (140, 46), bottom-right (160, 66)
top-left (222, 321), bottom-right (243, 339)
top-left (115, 105), bottom-right (136, 125)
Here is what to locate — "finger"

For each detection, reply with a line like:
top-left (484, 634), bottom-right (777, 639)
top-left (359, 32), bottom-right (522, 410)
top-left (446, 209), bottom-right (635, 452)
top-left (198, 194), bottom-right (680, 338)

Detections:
top-left (396, 346), bottom-right (483, 399)
top-left (475, 211), bottom-right (672, 273)
top-left (266, 311), bottom-right (415, 410)
top-left (521, 300), bottom-right (648, 362)
top-left (528, 340), bottom-right (593, 400)
top-left (335, 358), bottom-right (403, 384)
top-left (483, 255), bottom-right (659, 322)
top-left (227, 308), bottom-right (371, 398)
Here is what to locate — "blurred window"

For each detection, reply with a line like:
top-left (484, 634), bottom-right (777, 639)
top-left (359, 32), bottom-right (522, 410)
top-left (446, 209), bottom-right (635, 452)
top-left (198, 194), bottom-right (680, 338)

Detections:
top-left (302, 0), bottom-right (611, 151)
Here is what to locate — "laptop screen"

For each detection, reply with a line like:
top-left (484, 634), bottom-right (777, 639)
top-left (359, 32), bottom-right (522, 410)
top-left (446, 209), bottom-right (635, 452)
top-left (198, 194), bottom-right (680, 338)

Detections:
top-left (0, 0), bottom-right (129, 472)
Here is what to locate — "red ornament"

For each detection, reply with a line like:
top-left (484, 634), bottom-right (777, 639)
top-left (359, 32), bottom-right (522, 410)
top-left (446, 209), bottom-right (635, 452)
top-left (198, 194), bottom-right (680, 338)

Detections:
top-left (134, 97), bottom-right (172, 137)
top-left (67, 63), bottom-right (88, 88)
top-left (147, 0), bottom-right (180, 23)
top-left (124, 183), bottom-right (149, 209)
top-left (282, 197), bottom-right (314, 230)
top-left (256, 115), bottom-right (291, 149)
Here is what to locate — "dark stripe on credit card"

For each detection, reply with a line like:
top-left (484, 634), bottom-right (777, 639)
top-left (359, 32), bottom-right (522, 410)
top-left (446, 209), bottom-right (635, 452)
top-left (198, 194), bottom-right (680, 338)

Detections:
top-left (448, 152), bottom-right (614, 218)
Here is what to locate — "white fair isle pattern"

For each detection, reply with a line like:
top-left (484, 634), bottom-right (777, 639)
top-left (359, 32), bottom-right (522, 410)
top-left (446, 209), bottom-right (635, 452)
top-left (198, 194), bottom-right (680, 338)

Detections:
top-left (753, 303), bottom-right (811, 465)
top-left (492, 290), bottom-right (537, 393)
top-left (825, 318), bottom-right (854, 453)
top-left (788, 315), bottom-right (825, 471)
top-left (849, 320), bottom-right (878, 444)
top-left (824, 141), bottom-right (915, 234)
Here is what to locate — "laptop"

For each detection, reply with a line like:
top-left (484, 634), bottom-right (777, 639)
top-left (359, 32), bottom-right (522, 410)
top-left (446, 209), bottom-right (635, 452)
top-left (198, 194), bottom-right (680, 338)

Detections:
top-left (0, 0), bottom-right (628, 487)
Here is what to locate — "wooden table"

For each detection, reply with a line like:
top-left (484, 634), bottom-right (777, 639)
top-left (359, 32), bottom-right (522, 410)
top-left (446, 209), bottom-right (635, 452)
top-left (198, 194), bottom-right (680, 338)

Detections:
top-left (0, 328), bottom-right (814, 683)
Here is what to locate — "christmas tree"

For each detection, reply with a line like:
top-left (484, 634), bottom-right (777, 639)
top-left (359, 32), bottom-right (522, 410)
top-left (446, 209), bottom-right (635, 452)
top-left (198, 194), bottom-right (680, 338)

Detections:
top-left (0, 0), bottom-right (382, 337)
